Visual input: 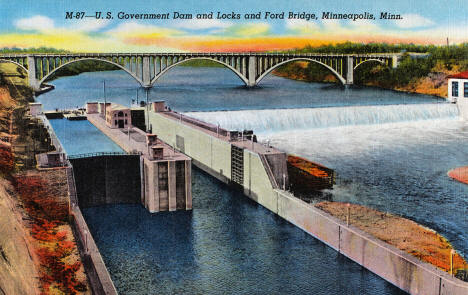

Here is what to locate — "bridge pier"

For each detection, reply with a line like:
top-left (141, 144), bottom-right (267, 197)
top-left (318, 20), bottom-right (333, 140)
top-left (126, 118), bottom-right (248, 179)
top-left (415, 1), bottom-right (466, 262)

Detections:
top-left (345, 56), bottom-right (354, 85)
top-left (27, 56), bottom-right (41, 92)
top-left (247, 56), bottom-right (257, 87)
top-left (392, 55), bottom-right (399, 68)
top-left (142, 56), bottom-right (152, 88)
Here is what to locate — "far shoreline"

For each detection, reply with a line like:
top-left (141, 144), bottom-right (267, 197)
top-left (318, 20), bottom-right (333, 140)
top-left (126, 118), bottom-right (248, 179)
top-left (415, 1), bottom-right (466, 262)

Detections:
top-left (42, 65), bottom-right (448, 104)
top-left (272, 69), bottom-right (448, 100)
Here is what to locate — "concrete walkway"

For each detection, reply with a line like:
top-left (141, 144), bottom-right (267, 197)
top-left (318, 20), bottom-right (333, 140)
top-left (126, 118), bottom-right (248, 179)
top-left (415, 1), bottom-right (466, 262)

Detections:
top-left (87, 114), bottom-right (185, 160)
top-left (159, 111), bottom-right (281, 155)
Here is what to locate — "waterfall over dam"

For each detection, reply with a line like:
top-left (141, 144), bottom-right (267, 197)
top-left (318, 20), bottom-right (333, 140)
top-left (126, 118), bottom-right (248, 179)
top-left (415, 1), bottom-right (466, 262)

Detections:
top-left (186, 103), bottom-right (459, 132)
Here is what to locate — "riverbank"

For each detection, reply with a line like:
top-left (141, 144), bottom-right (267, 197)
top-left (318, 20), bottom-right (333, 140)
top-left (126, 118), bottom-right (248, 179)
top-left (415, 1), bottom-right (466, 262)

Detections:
top-left (272, 64), bottom-right (454, 98)
top-left (0, 64), bottom-right (91, 294)
top-left (316, 201), bottom-right (467, 278)
top-left (272, 56), bottom-right (466, 98)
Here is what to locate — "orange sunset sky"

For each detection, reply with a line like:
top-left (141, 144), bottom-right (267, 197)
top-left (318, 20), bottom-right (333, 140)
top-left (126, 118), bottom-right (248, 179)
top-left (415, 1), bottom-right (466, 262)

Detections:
top-left (0, 0), bottom-right (468, 52)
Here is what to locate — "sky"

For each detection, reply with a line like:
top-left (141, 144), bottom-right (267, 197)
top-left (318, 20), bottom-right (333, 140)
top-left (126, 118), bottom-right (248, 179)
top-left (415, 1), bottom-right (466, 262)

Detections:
top-left (0, 0), bottom-right (468, 52)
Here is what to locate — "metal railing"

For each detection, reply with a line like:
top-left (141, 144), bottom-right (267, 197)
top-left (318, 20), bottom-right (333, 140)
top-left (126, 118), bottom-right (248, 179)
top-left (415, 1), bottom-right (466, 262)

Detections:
top-left (0, 52), bottom-right (401, 58)
top-left (166, 111), bottom-right (229, 137)
top-left (65, 161), bottom-right (78, 205)
top-left (67, 151), bottom-right (141, 160)
top-left (36, 114), bottom-right (65, 153)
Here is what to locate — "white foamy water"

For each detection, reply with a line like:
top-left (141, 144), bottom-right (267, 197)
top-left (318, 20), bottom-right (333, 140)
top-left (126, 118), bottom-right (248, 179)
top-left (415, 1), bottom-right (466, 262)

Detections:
top-left (186, 103), bottom-right (458, 133)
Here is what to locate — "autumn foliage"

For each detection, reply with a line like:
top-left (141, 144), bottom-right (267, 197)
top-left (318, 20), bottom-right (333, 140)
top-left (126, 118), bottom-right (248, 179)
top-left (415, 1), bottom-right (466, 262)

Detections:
top-left (0, 145), bottom-right (14, 174)
top-left (14, 175), bottom-right (86, 294)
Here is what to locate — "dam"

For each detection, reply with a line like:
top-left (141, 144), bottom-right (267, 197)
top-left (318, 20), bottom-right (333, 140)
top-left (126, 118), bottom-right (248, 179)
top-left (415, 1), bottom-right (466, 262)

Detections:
top-left (38, 67), bottom-right (468, 294)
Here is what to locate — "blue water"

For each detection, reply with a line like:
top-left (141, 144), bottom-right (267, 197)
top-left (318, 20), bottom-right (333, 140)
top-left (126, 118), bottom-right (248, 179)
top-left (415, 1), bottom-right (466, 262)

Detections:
top-left (49, 119), bottom-right (123, 155)
top-left (39, 66), bottom-right (463, 295)
top-left (38, 68), bottom-right (443, 112)
top-left (83, 168), bottom-right (406, 295)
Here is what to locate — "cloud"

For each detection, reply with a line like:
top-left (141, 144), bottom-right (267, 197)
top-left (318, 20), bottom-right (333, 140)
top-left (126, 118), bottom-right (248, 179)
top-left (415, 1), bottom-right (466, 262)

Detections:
top-left (0, 32), bottom-right (179, 53)
top-left (286, 19), bottom-right (320, 35)
top-left (15, 15), bottom-right (55, 32)
top-left (321, 19), bottom-right (341, 31)
top-left (223, 23), bottom-right (271, 37)
top-left (107, 22), bottom-right (183, 38)
top-left (15, 15), bottom-right (110, 33)
top-left (74, 19), bottom-right (110, 32)
top-left (348, 19), bottom-right (380, 33)
top-left (4, 12), bottom-right (467, 53)
top-left (172, 19), bottom-right (232, 30)
top-left (395, 14), bottom-right (434, 29)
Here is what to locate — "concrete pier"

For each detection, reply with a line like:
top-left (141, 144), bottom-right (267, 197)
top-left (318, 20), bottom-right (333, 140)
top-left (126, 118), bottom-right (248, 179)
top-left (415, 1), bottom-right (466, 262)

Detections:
top-left (146, 103), bottom-right (291, 212)
top-left (87, 111), bottom-right (192, 213)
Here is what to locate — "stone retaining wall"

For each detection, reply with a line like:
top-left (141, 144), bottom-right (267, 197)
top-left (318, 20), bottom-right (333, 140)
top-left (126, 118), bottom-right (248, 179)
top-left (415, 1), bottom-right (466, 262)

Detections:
top-left (66, 166), bottom-right (118, 295)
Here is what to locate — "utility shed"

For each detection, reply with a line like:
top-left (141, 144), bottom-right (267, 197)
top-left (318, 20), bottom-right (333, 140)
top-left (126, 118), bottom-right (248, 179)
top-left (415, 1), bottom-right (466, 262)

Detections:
top-left (448, 71), bottom-right (468, 119)
top-left (106, 103), bottom-right (132, 129)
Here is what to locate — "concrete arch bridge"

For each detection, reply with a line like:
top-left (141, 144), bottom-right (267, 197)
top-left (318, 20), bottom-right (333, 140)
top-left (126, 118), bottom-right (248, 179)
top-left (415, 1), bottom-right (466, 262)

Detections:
top-left (0, 52), bottom-right (399, 92)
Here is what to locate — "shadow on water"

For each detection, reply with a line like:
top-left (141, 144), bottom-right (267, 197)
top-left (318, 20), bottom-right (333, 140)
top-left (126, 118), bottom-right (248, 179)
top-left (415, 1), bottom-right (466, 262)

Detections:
top-left (83, 168), bottom-right (407, 295)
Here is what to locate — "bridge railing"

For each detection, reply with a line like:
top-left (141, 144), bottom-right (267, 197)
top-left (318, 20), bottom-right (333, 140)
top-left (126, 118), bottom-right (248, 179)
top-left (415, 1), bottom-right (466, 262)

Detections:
top-left (0, 52), bottom-right (401, 58)
top-left (67, 151), bottom-right (142, 160)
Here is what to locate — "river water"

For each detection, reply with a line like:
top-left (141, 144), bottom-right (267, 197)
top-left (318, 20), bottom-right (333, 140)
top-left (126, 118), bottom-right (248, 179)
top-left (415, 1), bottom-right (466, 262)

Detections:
top-left (38, 67), bottom-right (467, 295)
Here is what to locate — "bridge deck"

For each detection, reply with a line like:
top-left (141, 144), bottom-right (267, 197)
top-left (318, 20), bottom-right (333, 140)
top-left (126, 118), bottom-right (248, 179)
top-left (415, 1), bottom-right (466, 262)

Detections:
top-left (0, 52), bottom-right (401, 58)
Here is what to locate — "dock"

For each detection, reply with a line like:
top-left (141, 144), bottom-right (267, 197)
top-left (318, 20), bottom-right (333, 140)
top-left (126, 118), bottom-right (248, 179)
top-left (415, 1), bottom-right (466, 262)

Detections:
top-left (64, 113), bottom-right (86, 121)
top-left (44, 109), bottom-right (87, 120)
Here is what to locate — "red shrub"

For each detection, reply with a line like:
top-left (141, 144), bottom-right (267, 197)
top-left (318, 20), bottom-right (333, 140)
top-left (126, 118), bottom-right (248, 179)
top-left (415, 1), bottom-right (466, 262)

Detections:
top-left (14, 174), bottom-right (86, 294)
top-left (0, 146), bottom-right (14, 174)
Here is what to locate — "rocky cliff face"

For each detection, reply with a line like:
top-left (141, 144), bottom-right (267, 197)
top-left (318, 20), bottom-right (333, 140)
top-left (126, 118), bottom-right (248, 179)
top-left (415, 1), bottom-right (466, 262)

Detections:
top-left (0, 178), bottom-right (39, 295)
top-left (0, 64), bottom-right (40, 294)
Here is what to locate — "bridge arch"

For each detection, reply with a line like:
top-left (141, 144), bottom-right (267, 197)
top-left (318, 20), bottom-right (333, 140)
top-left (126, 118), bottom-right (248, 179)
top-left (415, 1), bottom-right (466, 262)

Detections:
top-left (150, 57), bottom-right (249, 86)
top-left (353, 58), bottom-right (386, 70)
top-left (38, 58), bottom-right (144, 87)
top-left (255, 58), bottom-right (347, 85)
top-left (0, 59), bottom-right (29, 75)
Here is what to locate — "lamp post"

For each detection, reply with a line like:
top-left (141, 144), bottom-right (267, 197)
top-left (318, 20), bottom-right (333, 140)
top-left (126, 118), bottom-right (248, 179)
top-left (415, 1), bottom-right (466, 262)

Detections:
top-left (450, 249), bottom-right (455, 276)
top-left (145, 88), bottom-right (149, 133)
top-left (103, 80), bottom-right (107, 121)
top-left (346, 203), bottom-right (351, 227)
